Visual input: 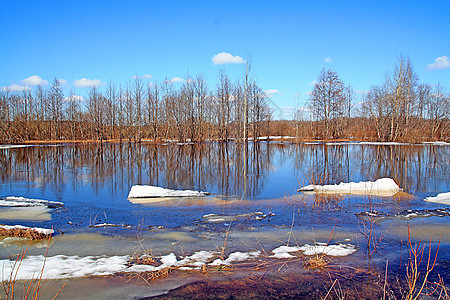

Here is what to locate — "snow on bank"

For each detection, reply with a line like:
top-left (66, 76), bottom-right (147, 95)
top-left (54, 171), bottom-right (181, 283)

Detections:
top-left (0, 196), bottom-right (63, 208)
top-left (0, 250), bottom-right (262, 281)
top-left (209, 251), bottom-right (261, 266)
top-left (424, 192), bottom-right (450, 205)
top-left (0, 145), bottom-right (35, 150)
top-left (128, 185), bottom-right (210, 198)
top-left (298, 178), bottom-right (401, 197)
top-left (423, 141), bottom-right (449, 146)
top-left (270, 243), bottom-right (356, 258)
top-left (0, 225), bottom-right (54, 235)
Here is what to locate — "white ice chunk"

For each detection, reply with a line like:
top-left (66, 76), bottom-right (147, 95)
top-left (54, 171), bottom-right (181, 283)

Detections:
top-left (128, 185), bottom-right (209, 198)
top-left (298, 178), bottom-right (401, 197)
top-left (424, 192), bottom-right (450, 205)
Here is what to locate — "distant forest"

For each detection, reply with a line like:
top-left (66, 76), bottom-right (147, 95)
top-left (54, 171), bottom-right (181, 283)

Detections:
top-left (1, 56), bottom-right (448, 144)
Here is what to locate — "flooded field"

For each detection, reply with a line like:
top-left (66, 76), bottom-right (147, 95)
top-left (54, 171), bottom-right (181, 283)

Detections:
top-left (0, 142), bottom-right (449, 299)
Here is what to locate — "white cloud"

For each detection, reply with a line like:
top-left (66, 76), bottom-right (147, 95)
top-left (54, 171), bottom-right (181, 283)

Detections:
top-left (131, 74), bottom-right (153, 80)
top-left (264, 89), bottom-right (280, 97)
top-left (22, 75), bottom-right (48, 86)
top-left (212, 52), bottom-right (245, 65)
top-left (64, 95), bottom-right (85, 102)
top-left (58, 78), bottom-right (68, 85)
top-left (167, 77), bottom-right (184, 84)
top-left (74, 78), bottom-right (103, 88)
top-left (427, 55), bottom-right (450, 71)
top-left (1, 84), bottom-right (31, 92)
top-left (324, 57), bottom-right (333, 64)
top-left (309, 80), bottom-right (318, 86)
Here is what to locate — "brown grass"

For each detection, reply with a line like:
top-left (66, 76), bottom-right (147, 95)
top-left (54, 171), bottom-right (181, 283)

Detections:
top-left (0, 227), bottom-right (52, 240)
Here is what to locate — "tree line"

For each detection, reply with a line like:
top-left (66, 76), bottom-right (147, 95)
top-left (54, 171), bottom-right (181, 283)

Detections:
top-left (0, 62), bottom-right (271, 143)
top-left (1, 56), bottom-right (448, 144)
top-left (305, 55), bottom-right (449, 141)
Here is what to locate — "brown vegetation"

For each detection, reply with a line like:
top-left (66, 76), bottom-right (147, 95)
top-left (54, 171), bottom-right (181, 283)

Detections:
top-left (0, 227), bottom-right (52, 240)
top-left (1, 56), bottom-right (447, 145)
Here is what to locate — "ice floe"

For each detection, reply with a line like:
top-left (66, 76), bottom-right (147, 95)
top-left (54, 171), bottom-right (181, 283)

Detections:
top-left (202, 211), bottom-right (272, 223)
top-left (423, 192), bottom-right (450, 205)
top-left (270, 243), bottom-right (357, 258)
top-left (128, 185), bottom-right (210, 198)
top-left (356, 208), bottom-right (450, 220)
top-left (298, 178), bottom-right (401, 197)
top-left (0, 196), bottom-right (63, 208)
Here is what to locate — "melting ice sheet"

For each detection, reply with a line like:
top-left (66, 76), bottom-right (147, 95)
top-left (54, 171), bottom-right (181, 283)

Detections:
top-left (128, 185), bottom-right (209, 198)
top-left (0, 207), bottom-right (51, 221)
top-left (298, 178), bottom-right (401, 197)
top-left (0, 196), bottom-right (63, 208)
top-left (423, 192), bottom-right (450, 205)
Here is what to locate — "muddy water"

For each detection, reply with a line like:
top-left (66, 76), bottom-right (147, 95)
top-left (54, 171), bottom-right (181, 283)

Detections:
top-left (0, 142), bottom-right (448, 299)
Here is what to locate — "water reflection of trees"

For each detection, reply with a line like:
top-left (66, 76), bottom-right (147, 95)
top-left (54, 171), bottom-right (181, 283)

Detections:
top-left (0, 143), bottom-right (276, 199)
top-left (0, 143), bottom-right (447, 200)
top-left (291, 144), bottom-right (449, 193)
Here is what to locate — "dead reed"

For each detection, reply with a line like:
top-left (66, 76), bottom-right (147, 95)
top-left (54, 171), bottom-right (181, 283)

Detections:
top-left (0, 227), bottom-right (52, 240)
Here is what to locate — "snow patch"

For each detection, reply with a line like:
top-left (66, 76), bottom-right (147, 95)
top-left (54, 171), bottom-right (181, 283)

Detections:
top-left (298, 178), bottom-right (401, 197)
top-left (209, 251), bottom-right (261, 266)
top-left (271, 244), bottom-right (356, 258)
top-left (128, 185), bottom-right (209, 198)
top-left (424, 192), bottom-right (450, 205)
top-left (299, 243), bottom-right (357, 256)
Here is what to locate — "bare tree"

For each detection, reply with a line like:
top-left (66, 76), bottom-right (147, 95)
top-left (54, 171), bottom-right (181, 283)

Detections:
top-left (48, 78), bottom-right (64, 140)
top-left (308, 68), bottom-right (345, 139)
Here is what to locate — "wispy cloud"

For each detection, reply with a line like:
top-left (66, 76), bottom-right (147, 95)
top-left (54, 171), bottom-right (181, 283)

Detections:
top-left (309, 80), bottom-right (318, 86)
top-left (212, 52), bottom-right (245, 65)
top-left (167, 77), bottom-right (184, 84)
top-left (264, 89), bottom-right (280, 97)
top-left (58, 78), bottom-right (68, 85)
top-left (74, 78), bottom-right (103, 88)
top-left (131, 74), bottom-right (153, 79)
top-left (1, 84), bottom-right (31, 92)
top-left (22, 75), bottom-right (48, 86)
top-left (324, 57), bottom-right (333, 64)
top-left (427, 55), bottom-right (450, 71)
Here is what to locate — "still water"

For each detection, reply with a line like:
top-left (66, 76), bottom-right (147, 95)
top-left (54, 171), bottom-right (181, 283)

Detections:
top-left (0, 142), bottom-right (448, 298)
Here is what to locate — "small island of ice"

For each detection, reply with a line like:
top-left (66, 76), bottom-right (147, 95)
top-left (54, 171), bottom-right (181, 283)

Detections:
top-left (128, 185), bottom-right (210, 198)
top-left (423, 192), bottom-right (450, 205)
top-left (298, 178), bottom-right (401, 197)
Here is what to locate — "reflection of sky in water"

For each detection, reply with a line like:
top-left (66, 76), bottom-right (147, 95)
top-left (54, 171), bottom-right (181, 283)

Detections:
top-left (0, 143), bottom-right (448, 231)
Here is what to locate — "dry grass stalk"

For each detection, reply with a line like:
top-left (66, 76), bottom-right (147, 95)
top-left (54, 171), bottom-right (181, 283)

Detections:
top-left (303, 253), bottom-right (330, 271)
top-left (404, 225), bottom-right (440, 300)
top-left (0, 228), bottom-right (52, 240)
top-left (2, 237), bottom-right (65, 299)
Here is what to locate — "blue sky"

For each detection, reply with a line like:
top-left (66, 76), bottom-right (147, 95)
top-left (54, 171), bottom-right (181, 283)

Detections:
top-left (1, 0), bottom-right (449, 118)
